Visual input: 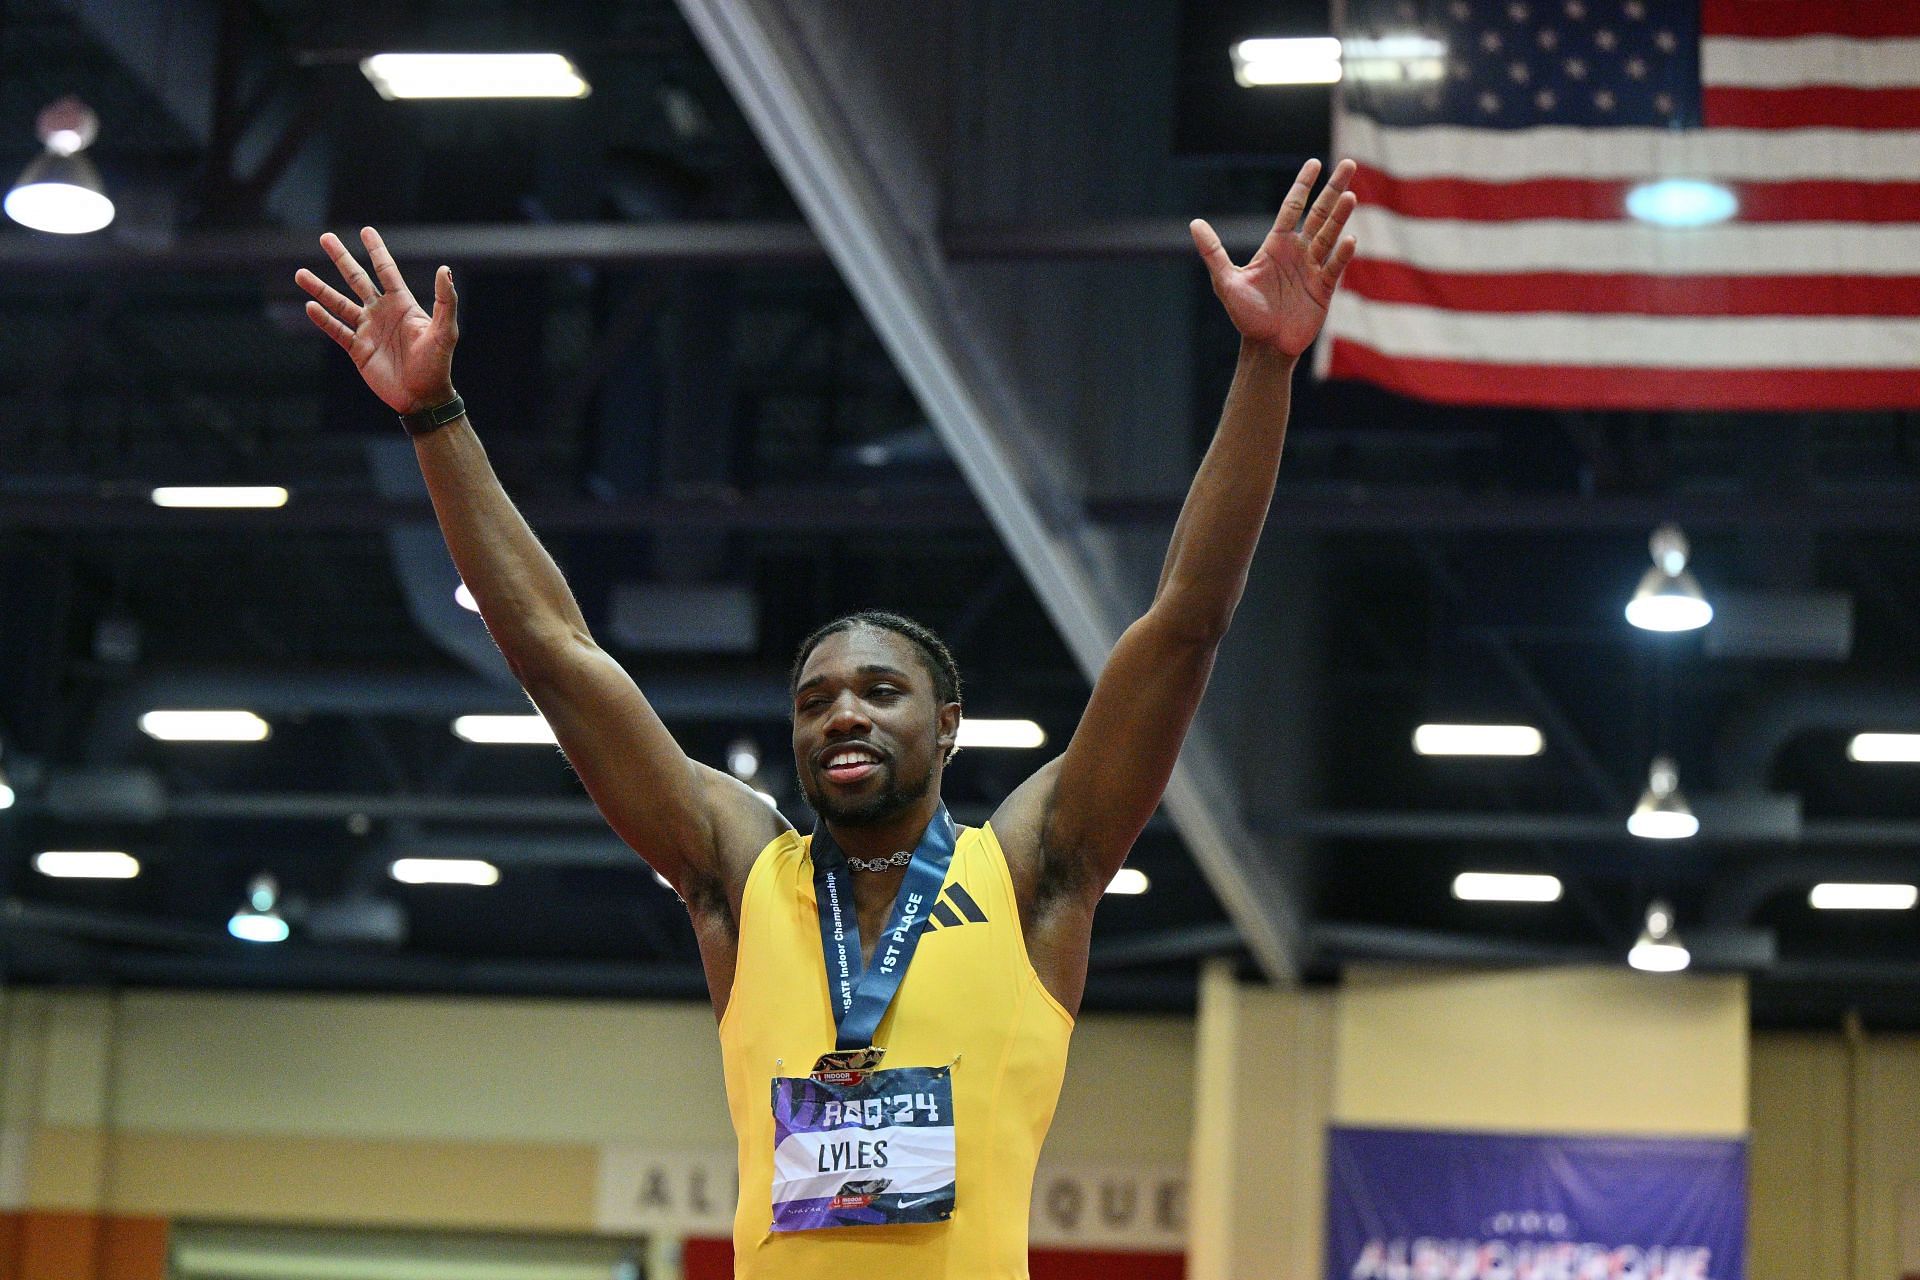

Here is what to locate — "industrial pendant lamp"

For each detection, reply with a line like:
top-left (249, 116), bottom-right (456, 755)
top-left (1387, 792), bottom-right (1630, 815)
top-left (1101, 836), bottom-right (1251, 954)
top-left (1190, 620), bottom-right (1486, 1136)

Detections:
top-left (1628, 755), bottom-right (1698, 840)
top-left (1625, 524), bottom-right (1712, 632)
top-left (228, 873), bottom-right (291, 943)
top-left (1627, 900), bottom-right (1691, 973)
top-left (5, 97), bottom-right (115, 235)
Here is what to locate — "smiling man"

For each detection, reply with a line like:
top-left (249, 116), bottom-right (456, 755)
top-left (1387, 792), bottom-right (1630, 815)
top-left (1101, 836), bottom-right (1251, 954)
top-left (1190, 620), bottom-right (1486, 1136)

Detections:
top-left (296, 156), bottom-right (1357, 1278)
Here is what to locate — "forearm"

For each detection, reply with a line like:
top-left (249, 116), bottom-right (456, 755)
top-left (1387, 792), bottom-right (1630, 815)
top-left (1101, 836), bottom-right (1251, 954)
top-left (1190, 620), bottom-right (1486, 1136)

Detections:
top-left (411, 413), bottom-right (592, 663)
top-left (1151, 340), bottom-right (1297, 635)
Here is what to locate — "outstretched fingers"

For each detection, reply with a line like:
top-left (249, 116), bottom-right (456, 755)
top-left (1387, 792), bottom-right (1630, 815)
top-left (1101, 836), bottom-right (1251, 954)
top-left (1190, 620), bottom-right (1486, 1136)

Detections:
top-left (1189, 218), bottom-right (1236, 287)
top-left (360, 226), bottom-right (410, 298)
top-left (1321, 235), bottom-right (1358, 294)
top-left (304, 299), bottom-right (355, 350)
top-left (320, 231), bottom-right (379, 303)
top-left (1300, 158), bottom-right (1357, 245)
top-left (294, 267), bottom-right (362, 329)
top-left (1311, 191), bottom-right (1358, 264)
top-left (1270, 157), bottom-right (1323, 239)
top-left (428, 264), bottom-right (459, 348)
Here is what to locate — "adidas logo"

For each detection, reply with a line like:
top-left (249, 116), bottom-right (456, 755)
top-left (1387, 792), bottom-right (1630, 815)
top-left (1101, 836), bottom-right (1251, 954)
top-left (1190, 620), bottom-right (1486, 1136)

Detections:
top-left (928, 882), bottom-right (989, 929)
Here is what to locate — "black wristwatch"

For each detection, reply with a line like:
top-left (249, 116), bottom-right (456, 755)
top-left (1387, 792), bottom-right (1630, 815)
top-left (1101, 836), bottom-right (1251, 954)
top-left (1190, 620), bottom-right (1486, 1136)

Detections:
top-left (398, 393), bottom-right (466, 437)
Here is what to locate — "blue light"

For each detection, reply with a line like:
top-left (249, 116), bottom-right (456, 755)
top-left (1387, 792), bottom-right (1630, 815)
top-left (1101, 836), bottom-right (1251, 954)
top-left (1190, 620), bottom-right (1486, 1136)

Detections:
top-left (1626, 180), bottom-right (1738, 228)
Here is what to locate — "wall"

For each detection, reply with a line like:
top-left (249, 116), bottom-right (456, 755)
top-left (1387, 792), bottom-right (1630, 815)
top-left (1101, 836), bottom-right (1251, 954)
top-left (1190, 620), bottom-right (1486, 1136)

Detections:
top-left (1748, 1028), bottom-right (1920, 1280)
top-left (0, 986), bottom-right (1191, 1277)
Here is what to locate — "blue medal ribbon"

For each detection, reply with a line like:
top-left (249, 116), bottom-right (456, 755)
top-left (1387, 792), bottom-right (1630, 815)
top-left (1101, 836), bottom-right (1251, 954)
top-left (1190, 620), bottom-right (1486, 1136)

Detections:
top-left (811, 804), bottom-right (957, 1051)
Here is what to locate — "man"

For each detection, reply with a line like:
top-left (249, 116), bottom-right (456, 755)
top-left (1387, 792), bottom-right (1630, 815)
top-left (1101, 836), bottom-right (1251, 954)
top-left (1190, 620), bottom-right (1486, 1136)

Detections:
top-left (296, 156), bottom-right (1357, 1278)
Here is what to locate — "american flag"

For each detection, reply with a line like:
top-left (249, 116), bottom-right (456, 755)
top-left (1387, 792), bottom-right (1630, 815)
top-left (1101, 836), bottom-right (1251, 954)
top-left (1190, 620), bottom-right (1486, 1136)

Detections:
top-left (1321, 0), bottom-right (1920, 411)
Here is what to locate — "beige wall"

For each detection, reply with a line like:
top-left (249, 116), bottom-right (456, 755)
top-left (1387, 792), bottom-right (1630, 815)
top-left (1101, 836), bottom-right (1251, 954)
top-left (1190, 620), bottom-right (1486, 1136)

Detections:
top-left (0, 986), bottom-right (1190, 1229)
top-left (1748, 1028), bottom-right (1920, 1280)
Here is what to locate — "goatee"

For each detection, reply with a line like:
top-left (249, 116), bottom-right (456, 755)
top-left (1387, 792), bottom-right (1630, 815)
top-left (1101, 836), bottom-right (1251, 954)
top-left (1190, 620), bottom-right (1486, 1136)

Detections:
top-left (801, 758), bottom-right (934, 827)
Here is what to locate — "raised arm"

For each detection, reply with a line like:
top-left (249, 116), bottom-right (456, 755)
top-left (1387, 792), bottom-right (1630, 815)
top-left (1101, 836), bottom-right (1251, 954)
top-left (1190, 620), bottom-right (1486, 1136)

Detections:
top-left (994, 159), bottom-right (1357, 918)
top-left (295, 229), bottom-right (784, 905)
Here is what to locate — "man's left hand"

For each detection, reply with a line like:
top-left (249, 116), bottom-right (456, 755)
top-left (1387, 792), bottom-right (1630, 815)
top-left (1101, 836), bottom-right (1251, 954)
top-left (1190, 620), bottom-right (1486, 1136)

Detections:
top-left (1189, 157), bottom-right (1359, 357)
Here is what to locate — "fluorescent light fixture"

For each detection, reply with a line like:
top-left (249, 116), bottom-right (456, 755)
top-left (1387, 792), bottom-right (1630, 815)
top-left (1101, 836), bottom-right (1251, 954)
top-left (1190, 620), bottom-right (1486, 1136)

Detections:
top-left (35, 850), bottom-right (140, 879)
top-left (1413, 724), bottom-right (1544, 757)
top-left (728, 737), bottom-right (762, 779)
top-left (452, 714), bottom-right (556, 745)
top-left (139, 709), bottom-right (271, 742)
top-left (1106, 867), bottom-right (1150, 895)
top-left (1848, 733), bottom-right (1920, 763)
top-left (955, 719), bottom-right (1047, 749)
top-left (1627, 180), bottom-right (1738, 229)
top-left (454, 582), bottom-right (479, 612)
top-left (1810, 882), bottom-right (1917, 911)
top-left (1452, 872), bottom-right (1562, 903)
top-left (1231, 37), bottom-right (1343, 86)
top-left (361, 53), bottom-right (591, 100)
top-left (0, 773), bottom-right (13, 810)
top-left (1627, 900), bottom-right (1690, 972)
top-left (151, 486), bottom-right (289, 509)
top-left (1343, 34), bottom-right (1447, 82)
top-left (390, 858), bottom-right (500, 886)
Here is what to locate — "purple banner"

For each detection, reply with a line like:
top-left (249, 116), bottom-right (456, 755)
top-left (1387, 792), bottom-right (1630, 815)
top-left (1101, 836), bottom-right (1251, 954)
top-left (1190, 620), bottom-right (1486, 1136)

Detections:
top-left (1326, 1126), bottom-right (1746, 1280)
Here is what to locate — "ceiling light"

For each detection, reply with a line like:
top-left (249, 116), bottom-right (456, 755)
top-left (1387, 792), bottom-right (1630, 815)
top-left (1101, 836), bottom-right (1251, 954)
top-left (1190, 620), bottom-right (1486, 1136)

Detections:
top-left (1452, 872), bottom-right (1562, 902)
top-left (139, 710), bottom-right (271, 742)
top-left (454, 582), bottom-right (479, 612)
top-left (0, 766), bottom-right (13, 811)
top-left (1413, 724), bottom-right (1544, 757)
top-left (1626, 180), bottom-right (1738, 229)
top-left (1627, 899), bottom-right (1691, 972)
top-left (5, 97), bottom-right (113, 235)
top-left (1626, 525), bottom-right (1712, 632)
top-left (361, 53), bottom-right (591, 100)
top-left (955, 719), bottom-right (1047, 749)
top-left (1342, 34), bottom-right (1447, 82)
top-left (35, 850), bottom-right (140, 879)
top-left (228, 873), bottom-right (290, 943)
top-left (390, 858), bottom-right (500, 886)
top-left (150, 486), bottom-right (289, 509)
top-left (1628, 755), bottom-right (1698, 839)
top-left (1106, 868), bottom-right (1150, 895)
top-left (452, 714), bottom-right (556, 745)
top-left (1231, 37), bottom-right (1343, 86)
top-left (727, 737), bottom-right (761, 779)
top-left (1848, 733), bottom-right (1920, 763)
top-left (1810, 882), bottom-right (1918, 911)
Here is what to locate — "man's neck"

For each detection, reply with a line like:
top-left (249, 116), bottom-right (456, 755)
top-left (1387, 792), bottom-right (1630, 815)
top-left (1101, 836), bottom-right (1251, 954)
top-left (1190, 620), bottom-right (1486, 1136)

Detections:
top-left (825, 792), bottom-right (942, 865)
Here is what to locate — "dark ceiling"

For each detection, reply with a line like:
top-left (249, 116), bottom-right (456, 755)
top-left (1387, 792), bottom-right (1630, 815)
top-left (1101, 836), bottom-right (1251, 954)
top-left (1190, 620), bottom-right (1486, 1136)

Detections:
top-left (1, 0), bottom-right (1917, 1027)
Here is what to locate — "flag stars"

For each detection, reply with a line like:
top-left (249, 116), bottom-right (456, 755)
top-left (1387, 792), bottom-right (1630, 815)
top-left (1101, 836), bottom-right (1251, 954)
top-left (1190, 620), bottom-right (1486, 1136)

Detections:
top-left (1508, 60), bottom-right (1531, 83)
top-left (1481, 29), bottom-right (1504, 51)
top-left (1536, 28), bottom-right (1559, 50)
top-left (1449, 0), bottom-right (1472, 20)
top-left (1624, 0), bottom-right (1647, 17)
top-left (1625, 56), bottom-right (1648, 79)
top-left (1564, 57), bottom-right (1587, 80)
top-left (1478, 90), bottom-right (1503, 114)
top-left (1653, 91), bottom-right (1675, 115)
top-left (1593, 88), bottom-right (1616, 111)
top-left (1654, 29), bottom-right (1677, 52)
top-left (1507, 1), bottom-right (1529, 21)
top-left (1564, 0), bottom-right (1586, 19)
top-left (1534, 88), bottom-right (1557, 111)
top-left (1450, 58), bottom-right (1472, 80)
top-left (1594, 27), bottom-right (1618, 50)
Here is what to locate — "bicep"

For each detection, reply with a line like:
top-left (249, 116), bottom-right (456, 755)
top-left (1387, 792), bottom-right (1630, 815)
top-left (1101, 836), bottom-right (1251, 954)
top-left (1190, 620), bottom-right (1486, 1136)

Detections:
top-left (520, 638), bottom-right (784, 894)
top-left (1036, 612), bottom-right (1218, 897)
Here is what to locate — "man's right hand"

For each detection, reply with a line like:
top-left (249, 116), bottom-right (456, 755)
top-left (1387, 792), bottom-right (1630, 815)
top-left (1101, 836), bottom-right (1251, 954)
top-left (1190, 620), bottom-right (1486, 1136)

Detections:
top-left (295, 227), bottom-right (459, 416)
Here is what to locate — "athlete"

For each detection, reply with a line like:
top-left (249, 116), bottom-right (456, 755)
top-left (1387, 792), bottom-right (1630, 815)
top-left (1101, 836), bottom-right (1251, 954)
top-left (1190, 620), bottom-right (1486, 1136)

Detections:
top-left (296, 156), bottom-right (1357, 1278)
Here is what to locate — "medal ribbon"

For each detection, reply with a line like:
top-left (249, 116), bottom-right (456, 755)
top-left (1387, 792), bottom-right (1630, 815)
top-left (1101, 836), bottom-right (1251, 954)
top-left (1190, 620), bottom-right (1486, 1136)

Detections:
top-left (811, 804), bottom-right (957, 1051)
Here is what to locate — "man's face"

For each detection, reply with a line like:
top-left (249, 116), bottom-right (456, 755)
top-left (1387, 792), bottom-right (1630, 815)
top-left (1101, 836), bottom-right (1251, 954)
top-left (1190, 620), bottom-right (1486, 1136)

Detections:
top-left (792, 627), bottom-right (955, 828)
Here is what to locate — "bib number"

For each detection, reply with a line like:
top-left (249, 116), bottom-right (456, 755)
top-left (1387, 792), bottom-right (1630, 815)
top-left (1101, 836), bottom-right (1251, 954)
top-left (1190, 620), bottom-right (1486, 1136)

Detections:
top-left (770, 1065), bottom-right (955, 1231)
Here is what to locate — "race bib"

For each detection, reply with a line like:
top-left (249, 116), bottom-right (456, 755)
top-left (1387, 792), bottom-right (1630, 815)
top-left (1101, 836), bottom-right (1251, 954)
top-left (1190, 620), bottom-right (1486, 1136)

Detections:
top-left (770, 1064), bottom-right (955, 1231)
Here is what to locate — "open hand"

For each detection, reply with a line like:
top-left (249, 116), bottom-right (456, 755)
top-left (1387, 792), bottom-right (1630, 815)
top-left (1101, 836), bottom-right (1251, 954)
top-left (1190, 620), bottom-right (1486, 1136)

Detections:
top-left (1189, 158), bottom-right (1358, 357)
top-left (295, 228), bottom-right (458, 415)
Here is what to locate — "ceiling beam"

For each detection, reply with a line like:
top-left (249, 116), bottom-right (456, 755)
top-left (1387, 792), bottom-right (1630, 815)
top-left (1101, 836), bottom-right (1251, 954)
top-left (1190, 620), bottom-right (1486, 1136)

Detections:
top-left (672, 0), bottom-right (1304, 979)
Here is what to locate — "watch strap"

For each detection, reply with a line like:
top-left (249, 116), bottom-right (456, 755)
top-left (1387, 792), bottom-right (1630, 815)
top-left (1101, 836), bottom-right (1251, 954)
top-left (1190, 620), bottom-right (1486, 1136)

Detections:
top-left (398, 393), bottom-right (465, 436)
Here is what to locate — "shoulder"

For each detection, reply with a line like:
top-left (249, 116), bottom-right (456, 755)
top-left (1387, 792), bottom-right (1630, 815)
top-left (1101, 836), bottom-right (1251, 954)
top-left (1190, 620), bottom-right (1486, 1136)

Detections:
top-left (681, 763), bottom-right (795, 922)
top-left (987, 754), bottom-right (1096, 914)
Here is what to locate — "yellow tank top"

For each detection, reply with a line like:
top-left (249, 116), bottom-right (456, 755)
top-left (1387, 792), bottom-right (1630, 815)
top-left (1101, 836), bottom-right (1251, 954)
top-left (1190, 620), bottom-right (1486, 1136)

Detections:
top-left (719, 821), bottom-right (1075, 1279)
